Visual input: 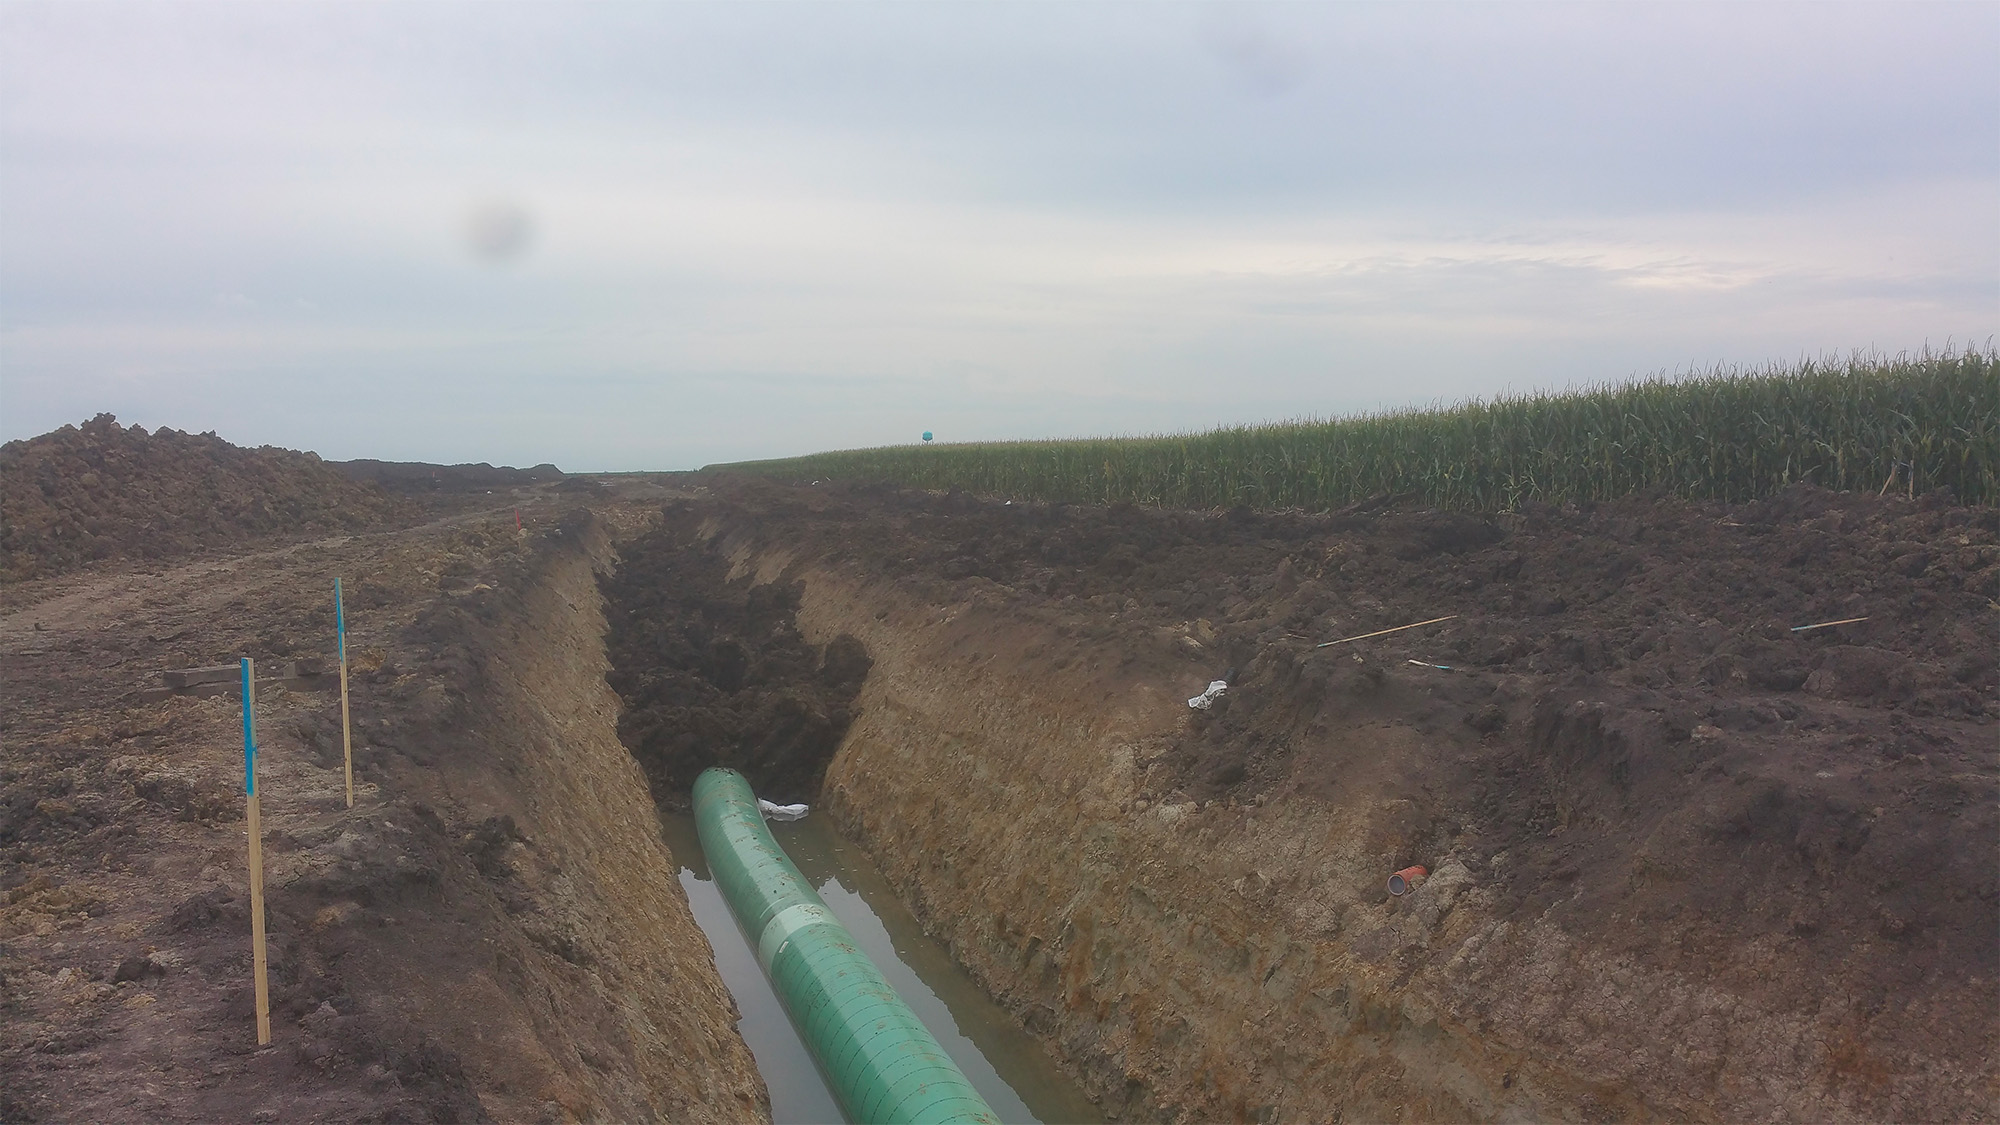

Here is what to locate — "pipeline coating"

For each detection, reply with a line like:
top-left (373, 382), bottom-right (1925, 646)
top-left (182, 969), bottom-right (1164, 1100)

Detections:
top-left (694, 768), bottom-right (999, 1125)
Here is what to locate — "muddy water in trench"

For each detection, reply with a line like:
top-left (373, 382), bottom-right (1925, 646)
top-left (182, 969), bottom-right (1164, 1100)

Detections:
top-left (659, 813), bottom-right (1102, 1125)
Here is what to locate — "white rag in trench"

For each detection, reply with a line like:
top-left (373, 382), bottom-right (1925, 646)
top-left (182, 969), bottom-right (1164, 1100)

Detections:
top-left (758, 799), bottom-right (809, 822)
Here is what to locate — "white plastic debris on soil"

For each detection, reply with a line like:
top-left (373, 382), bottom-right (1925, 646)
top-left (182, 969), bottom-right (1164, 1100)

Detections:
top-left (1187, 681), bottom-right (1228, 710)
top-left (758, 799), bottom-right (809, 822)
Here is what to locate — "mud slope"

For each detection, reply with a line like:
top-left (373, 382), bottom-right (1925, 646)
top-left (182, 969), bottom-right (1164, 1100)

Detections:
top-left (624, 478), bottom-right (1997, 1123)
top-left (1, 500), bottom-right (764, 1122)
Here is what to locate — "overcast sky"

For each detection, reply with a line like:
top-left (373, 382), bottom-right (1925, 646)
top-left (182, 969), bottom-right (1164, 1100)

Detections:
top-left (3, 2), bottom-right (1994, 470)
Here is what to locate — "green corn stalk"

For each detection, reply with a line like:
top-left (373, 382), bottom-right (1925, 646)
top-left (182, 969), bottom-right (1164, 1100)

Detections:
top-left (713, 347), bottom-right (2000, 511)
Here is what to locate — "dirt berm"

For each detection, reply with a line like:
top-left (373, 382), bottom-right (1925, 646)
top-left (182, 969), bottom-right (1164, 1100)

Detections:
top-left (0, 415), bottom-right (420, 585)
top-left (606, 477), bottom-right (1998, 1122)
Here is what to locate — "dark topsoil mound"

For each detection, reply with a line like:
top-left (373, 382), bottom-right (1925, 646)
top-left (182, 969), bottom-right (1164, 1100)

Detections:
top-left (0, 415), bottom-right (417, 582)
top-left (600, 508), bottom-right (870, 807)
top-left (334, 459), bottom-right (564, 494)
top-left (658, 475), bottom-right (1999, 1075)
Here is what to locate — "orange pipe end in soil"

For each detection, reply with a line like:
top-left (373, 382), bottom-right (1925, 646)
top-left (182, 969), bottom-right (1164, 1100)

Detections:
top-left (1388, 865), bottom-right (1428, 896)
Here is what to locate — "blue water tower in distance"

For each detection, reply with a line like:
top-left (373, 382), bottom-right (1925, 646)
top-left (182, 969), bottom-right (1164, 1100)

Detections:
top-left (921, 431), bottom-right (933, 443)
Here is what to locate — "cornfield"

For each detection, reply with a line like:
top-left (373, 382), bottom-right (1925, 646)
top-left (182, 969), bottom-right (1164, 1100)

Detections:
top-left (712, 347), bottom-right (2000, 510)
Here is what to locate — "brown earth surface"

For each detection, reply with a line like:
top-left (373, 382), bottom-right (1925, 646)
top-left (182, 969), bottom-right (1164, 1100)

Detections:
top-left (0, 415), bottom-right (424, 585)
top-left (0, 483), bottom-right (765, 1124)
top-left (5, 435), bottom-right (1997, 1123)
top-left (604, 476), bottom-right (1999, 1121)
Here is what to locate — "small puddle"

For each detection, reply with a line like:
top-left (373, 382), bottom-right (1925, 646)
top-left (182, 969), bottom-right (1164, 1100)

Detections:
top-left (660, 813), bottom-right (1102, 1125)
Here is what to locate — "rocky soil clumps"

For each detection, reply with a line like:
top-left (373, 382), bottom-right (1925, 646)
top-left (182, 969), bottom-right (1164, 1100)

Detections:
top-left (0, 414), bottom-right (415, 582)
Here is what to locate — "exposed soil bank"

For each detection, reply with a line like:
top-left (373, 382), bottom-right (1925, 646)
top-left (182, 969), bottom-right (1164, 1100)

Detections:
top-left (1, 496), bottom-right (765, 1122)
top-left (601, 512), bottom-right (870, 807)
top-left (632, 477), bottom-right (1997, 1122)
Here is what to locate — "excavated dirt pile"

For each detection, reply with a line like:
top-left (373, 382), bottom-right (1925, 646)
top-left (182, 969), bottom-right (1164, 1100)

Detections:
top-left (601, 506), bottom-right (871, 808)
top-left (334, 460), bottom-right (566, 494)
top-left (651, 475), bottom-right (1997, 1122)
top-left (0, 414), bottom-right (416, 584)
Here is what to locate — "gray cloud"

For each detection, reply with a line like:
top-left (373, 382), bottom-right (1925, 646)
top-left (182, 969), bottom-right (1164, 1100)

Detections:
top-left (1, 2), bottom-right (1994, 469)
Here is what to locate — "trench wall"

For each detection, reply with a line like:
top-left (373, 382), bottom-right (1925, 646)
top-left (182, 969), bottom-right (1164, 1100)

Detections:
top-left (774, 565), bottom-right (1986, 1123)
top-left (444, 521), bottom-right (768, 1121)
top-left (788, 574), bottom-right (1528, 1121)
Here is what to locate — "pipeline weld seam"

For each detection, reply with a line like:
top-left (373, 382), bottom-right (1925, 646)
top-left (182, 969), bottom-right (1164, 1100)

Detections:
top-left (757, 902), bottom-right (835, 973)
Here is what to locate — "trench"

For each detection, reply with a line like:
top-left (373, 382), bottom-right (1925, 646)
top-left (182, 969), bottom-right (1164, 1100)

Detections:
top-left (600, 512), bottom-right (1121, 1121)
top-left (658, 811), bottom-right (1101, 1125)
top-left (559, 495), bottom-right (1991, 1122)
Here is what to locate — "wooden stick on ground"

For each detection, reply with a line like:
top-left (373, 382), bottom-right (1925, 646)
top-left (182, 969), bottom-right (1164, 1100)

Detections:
top-left (1790, 616), bottom-right (1870, 632)
top-left (241, 657), bottom-right (271, 1046)
top-left (336, 578), bottom-right (353, 809)
top-left (1316, 615), bottom-right (1459, 648)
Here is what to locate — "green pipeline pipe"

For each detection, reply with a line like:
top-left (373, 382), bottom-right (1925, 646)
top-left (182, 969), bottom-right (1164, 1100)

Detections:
top-left (693, 768), bottom-right (1000, 1125)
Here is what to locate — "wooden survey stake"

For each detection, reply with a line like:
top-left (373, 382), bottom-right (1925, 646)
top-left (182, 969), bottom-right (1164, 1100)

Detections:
top-left (336, 578), bottom-right (354, 809)
top-left (1316, 615), bottom-right (1460, 648)
top-left (241, 658), bottom-right (271, 1046)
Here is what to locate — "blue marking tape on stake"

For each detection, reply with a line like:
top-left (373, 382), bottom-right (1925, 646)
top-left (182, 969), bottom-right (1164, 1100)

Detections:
top-left (335, 578), bottom-right (346, 661)
top-left (240, 658), bottom-right (256, 796)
